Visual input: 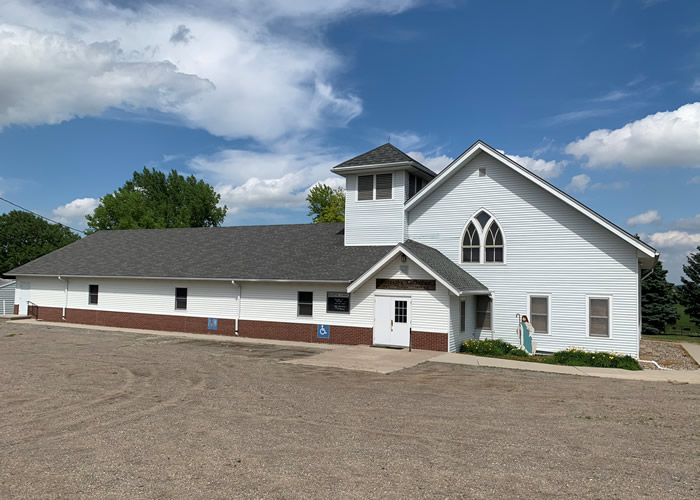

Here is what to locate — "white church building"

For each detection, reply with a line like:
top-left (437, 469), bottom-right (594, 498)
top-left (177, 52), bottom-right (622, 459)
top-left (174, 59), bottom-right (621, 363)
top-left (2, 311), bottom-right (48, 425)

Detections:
top-left (6, 140), bottom-right (658, 357)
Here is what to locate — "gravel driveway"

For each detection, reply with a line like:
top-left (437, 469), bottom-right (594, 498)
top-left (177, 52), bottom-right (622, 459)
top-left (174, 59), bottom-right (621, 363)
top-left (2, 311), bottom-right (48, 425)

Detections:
top-left (1, 321), bottom-right (698, 499)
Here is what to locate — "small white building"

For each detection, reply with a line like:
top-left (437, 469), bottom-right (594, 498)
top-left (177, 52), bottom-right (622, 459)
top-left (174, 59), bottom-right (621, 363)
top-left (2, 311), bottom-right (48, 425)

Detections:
top-left (5, 141), bottom-right (658, 356)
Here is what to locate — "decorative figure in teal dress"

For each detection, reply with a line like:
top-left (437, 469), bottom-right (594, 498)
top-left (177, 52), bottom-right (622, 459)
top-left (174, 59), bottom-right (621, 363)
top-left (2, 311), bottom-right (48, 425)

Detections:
top-left (519, 315), bottom-right (536, 354)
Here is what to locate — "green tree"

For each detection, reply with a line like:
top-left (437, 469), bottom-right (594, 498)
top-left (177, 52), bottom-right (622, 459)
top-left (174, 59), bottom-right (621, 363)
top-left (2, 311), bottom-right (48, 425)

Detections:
top-left (306, 184), bottom-right (345, 223)
top-left (641, 260), bottom-right (679, 335)
top-left (678, 247), bottom-right (700, 328)
top-left (0, 210), bottom-right (80, 274)
top-left (86, 168), bottom-right (227, 232)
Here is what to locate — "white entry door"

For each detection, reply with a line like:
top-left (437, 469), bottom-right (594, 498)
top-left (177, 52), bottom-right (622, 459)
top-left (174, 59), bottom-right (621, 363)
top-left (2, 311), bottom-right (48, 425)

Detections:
top-left (373, 296), bottom-right (412, 347)
top-left (18, 281), bottom-right (30, 315)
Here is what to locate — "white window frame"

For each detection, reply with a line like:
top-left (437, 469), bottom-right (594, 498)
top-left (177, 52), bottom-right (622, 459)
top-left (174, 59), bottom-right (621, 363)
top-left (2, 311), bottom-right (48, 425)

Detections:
top-left (175, 287), bottom-right (188, 310)
top-left (297, 291), bottom-right (314, 317)
top-left (356, 173), bottom-right (393, 202)
top-left (527, 293), bottom-right (551, 336)
top-left (586, 295), bottom-right (613, 339)
top-left (459, 208), bottom-right (506, 265)
top-left (88, 284), bottom-right (99, 306)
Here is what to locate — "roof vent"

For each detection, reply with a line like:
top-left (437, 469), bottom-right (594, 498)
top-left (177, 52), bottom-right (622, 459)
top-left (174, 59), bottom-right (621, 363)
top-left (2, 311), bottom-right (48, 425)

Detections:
top-left (479, 168), bottom-right (486, 177)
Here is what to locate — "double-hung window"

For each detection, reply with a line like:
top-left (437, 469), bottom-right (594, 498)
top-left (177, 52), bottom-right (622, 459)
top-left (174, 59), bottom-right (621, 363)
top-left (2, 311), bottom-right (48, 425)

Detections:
top-left (588, 297), bottom-right (611, 338)
top-left (88, 285), bottom-right (99, 305)
top-left (175, 288), bottom-right (188, 310)
top-left (460, 300), bottom-right (466, 332)
top-left (298, 291), bottom-right (313, 316)
top-left (529, 295), bottom-right (549, 334)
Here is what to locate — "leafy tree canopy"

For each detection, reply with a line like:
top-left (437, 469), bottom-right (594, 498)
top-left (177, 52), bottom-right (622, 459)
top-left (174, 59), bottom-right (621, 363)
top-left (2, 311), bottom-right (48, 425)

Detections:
top-left (0, 210), bottom-right (80, 275)
top-left (679, 246), bottom-right (700, 328)
top-left (306, 184), bottom-right (345, 223)
top-left (86, 167), bottom-right (227, 232)
top-left (641, 260), bottom-right (679, 335)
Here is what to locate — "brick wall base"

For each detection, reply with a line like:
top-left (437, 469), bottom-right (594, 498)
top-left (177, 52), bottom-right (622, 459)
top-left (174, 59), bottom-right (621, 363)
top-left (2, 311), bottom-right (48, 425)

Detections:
top-left (30, 306), bottom-right (448, 351)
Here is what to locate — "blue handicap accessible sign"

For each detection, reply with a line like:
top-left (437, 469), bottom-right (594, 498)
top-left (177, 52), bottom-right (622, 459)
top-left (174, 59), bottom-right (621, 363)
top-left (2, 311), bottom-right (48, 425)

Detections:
top-left (317, 324), bottom-right (330, 338)
top-left (208, 318), bottom-right (218, 330)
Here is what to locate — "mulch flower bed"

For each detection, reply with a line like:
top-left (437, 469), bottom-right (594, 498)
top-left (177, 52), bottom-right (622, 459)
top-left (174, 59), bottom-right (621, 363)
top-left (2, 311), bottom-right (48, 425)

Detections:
top-left (639, 339), bottom-right (699, 370)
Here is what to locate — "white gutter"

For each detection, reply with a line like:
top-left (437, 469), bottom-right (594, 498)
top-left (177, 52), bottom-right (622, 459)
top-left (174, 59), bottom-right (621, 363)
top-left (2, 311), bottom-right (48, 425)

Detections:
top-left (12, 274), bottom-right (350, 284)
top-left (641, 253), bottom-right (660, 281)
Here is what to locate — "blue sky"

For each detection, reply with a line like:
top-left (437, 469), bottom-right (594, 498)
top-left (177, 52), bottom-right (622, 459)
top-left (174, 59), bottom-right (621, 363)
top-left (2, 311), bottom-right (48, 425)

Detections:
top-left (0, 0), bottom-right (699, 281)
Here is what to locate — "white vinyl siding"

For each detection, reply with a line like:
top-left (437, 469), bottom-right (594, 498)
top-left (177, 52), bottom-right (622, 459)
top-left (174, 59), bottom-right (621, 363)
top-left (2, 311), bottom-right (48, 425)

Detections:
top-left (0, 282), bottom-right (15, 315)
top-left (345, 171), bottom-right (405, 246)
top-left (407, 152), bottom-right (641, 357)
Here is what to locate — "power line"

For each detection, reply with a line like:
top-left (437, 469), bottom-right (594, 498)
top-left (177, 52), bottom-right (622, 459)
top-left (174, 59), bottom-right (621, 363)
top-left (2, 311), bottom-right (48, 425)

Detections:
top-left (0, 196), bottom-right (86, 235)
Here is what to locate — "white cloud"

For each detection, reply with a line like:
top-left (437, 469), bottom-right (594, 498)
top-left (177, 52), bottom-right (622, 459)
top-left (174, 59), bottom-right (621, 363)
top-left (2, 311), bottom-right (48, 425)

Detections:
top-left (565, 102), bottom-right (700, 168)
top-left (543, 108), bottom-right (612, 126)
top-left (52, 197), bottom-right (99, 227)
top-left (503, 152), bottom-right (567, 179)
top-left (388, 132), bottom-right (424, 150)
top-left (645, 231), bottom-right (700, 249)
top-left (593, 90), bottom-right (634, 102)
top-left (627, 209), bottom-right (662, 225)
top-left (566, 174), bottom-right (591, 193)
top-left (407, 151), bottom-right (453, 172)
top-left (689, 175), bottom-right (700, 184)
top-left (0, 1), bottom-right (422, 141)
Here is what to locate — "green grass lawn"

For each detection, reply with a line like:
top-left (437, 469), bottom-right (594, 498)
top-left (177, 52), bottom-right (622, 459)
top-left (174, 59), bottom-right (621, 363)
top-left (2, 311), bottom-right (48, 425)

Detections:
top-left (664, 304), bottom-right (700, 335)
top-left (642, 334), bottom-right (700, 344)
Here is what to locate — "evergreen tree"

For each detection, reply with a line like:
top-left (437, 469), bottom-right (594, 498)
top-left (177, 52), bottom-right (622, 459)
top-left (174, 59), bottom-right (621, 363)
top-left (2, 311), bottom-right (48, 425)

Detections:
top-left (679, 246), bottom-right (700, 328)
top-left (641, 260), bottom-right (679, 335)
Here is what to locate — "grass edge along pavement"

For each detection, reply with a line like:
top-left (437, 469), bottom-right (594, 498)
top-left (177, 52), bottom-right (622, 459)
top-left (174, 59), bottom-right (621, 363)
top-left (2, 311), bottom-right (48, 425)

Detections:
top-left (460, 339), bottom-right (642, 370)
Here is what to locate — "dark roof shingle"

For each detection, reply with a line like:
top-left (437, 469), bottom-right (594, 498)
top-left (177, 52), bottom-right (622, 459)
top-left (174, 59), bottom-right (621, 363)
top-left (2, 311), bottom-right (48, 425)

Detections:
top-left (334, 143), bottom-right (431, 171)
top-left (401, 240), bottom-right (488, 294)
top-left (5, 224), bottom-right (393, 282)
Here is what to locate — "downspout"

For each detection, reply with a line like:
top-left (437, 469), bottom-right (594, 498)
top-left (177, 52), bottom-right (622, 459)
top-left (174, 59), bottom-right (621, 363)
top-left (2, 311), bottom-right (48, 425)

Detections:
top-left (57, 276), bottom-right (68, 320)
top-left (232, 280), bottom-right (241, 336)
top-left (641, 253), bottom-right (659, 281)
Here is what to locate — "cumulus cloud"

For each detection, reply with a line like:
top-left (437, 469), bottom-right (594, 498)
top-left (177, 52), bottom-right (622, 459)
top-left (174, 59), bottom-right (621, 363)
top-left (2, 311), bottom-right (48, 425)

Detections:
top-left (565, 102), bottom-right (700, 168)
top-left (591, 180), bottom-right (629, 190)
top-left (407, 151), bottom-right (453, 172)
top-left (645, 231), bottom-right (700, 249)
top-left (0, 0), bottom-right (422, 140)
top-left (0, 24), bottom-right (214, 130)
top-left (52, 197), bottom-right (99, 227)
top-left (503, 152), bottom-right (567, 179)
top-left (627, 209), bottom-right (662, 225)
top-left (566, 174), bottom-right (590, 193)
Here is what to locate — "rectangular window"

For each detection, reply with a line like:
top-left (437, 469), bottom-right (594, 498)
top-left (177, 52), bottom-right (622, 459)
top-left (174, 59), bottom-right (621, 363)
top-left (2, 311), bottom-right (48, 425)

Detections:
top-left (327, 292), bottom-right (350, 313)
top-left (589, 297), bottom-right (610, 338)
top-left (460, 300), bottom-right (466, 332)
top-left (175, 287), bottom-right (187, 310)
top-left (298, 291), bottom-right (313, 316)
top-left (357, 175), bottom-right (374, 201)
top-left (88, 284), bottom-right (98, 305)
top-left (394, 300), bottom-right (408, 323)
top-left (476, 295), bottom-right (492, 331)
top-left (529, 296), bottom-right (549, 334)
top-left (375, 173), bottom-right (393, 200)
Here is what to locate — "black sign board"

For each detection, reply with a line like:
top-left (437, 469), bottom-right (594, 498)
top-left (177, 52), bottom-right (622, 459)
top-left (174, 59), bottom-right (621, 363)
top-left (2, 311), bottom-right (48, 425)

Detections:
top-left (327, 292), bottom-right (350, 313)
top-left (376, 279), bottom-right (436, 291)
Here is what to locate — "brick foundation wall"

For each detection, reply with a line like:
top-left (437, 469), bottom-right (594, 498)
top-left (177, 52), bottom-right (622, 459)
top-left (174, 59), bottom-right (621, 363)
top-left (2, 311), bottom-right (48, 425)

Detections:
top-left (411, 330), bottom-right (449, 351)
top-left (30, 306), bottom-right (447, 351)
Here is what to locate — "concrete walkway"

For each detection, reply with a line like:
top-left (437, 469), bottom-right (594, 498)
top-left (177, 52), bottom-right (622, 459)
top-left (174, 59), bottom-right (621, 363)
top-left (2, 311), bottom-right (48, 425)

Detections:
top-left (430, 352), bottom-right (700, 384)
top-left (283, 345), bottom-right (438, 374)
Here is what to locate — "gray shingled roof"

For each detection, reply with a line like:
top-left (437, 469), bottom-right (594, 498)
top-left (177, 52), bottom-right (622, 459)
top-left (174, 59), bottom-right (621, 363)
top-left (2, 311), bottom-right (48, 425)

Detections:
top-left (401, 240), bottom-right (488, 294)
top-left (333, 143), bottom-right (434, 174)
top-left (5, 223), bottom-right (393, 282)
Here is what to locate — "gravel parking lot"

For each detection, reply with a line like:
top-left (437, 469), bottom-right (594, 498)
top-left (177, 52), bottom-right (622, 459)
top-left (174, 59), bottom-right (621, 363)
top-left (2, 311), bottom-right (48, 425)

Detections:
top-left (1, 321), bottom-right (699, 499)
